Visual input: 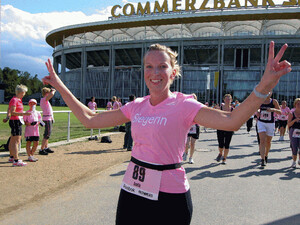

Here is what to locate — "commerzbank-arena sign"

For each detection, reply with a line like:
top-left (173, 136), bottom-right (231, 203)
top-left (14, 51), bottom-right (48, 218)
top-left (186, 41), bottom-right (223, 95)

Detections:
top-left (111, 0), bottom-right (299, 17)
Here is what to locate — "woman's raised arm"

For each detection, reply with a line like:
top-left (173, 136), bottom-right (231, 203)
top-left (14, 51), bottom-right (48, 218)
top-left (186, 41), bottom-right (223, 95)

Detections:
top-left (195, 41), bottom-right (292, 131)
top-left (43, 59), bottom-right (129, 129)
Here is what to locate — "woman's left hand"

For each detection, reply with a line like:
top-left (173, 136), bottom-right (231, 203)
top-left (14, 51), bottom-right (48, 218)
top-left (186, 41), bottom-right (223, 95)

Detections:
top-left (256, 41), bottom-right (292, 94)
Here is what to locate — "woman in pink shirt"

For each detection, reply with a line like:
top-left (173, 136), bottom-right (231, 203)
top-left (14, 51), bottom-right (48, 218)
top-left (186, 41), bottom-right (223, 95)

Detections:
top-left (24, 99), bottom-right (42, 162)
top-left (278, 100), bottom-right (290, 141)
top-left (40, 87), bottom-right (56, 155)
top-left (117, 98), bottom-right (122, 108)
top-left (106, 101), bottom-right (112, 110)
top-left (88, 96), bottom-right (97, 112)
top-left (43, 41), bottom-right (291, 225)
top-left (8, 85), bottom-right (31, 166)
top-left (112, 96), bottom-right (119, 110)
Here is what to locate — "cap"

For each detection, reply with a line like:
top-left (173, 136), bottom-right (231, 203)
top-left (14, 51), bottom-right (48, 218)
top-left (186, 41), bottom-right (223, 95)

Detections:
top-left (29, 99), bottom-right (37, 104)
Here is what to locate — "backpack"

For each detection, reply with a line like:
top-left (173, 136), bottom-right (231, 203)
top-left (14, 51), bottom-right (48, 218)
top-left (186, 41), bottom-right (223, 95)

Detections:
top-left (100, 136), bottom-right (112, 143)
top-left (0, 137), bottom-right (11, 152)
top-left (119, 126), bottom-right (126, 132)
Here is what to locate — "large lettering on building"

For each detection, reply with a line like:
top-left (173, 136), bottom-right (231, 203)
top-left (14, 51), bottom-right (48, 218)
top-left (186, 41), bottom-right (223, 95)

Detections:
top-left (111, 0), bottom-right (299, 18)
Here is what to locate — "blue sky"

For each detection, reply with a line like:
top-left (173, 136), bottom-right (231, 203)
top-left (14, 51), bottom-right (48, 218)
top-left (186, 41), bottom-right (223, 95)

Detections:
top-left (2, 0), bottom-right (118, 14)
top-left (1, 0), bottom-right (139, 79)
top-left (1, 0), bottom-right (284, 80)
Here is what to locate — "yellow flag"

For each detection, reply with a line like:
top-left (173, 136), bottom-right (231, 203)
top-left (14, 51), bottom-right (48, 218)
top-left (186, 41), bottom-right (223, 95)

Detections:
top-left (214, 72), bottom-right (219, 88)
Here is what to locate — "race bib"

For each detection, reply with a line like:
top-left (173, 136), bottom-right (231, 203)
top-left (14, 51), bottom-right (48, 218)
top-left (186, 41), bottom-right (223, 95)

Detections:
top-left (260, 111), bottom-right (271, 121)
top-left (292, 129), bottom-right (300, 138)
top-left (189, 125), bottom-right (197, 134)
top-left (121, 161), bottom-right (162, 201)
top-left (280, 115), bottom-right (287, 120)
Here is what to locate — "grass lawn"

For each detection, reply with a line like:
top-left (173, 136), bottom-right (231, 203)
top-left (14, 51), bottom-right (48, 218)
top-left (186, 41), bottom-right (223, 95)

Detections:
top-left (0, 104), bottom-right (116, 148)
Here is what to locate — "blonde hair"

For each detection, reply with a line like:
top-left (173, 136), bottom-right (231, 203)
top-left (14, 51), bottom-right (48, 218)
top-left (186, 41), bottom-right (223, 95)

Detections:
top-left (224, 94), bottom-right (232, 100)
top-left (294, 98), bottom-right (300, 107)
top-left (42, 87), bottom-right (51, 97)
top-left (111, 96), bottom-right (116, 101)
top-left (15, 84), bottom-right (28, 95)
top-left (144, 43), bottom-right (181, 78)
top-left (191, 93), bottom-right (197, 100)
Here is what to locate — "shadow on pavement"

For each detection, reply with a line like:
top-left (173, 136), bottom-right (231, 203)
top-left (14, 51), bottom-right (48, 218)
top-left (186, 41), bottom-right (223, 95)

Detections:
top-left (110, 170), bottom-right (126, 177)
top-left (240, 165), bottom-right (299, 180)
top-left (187, 164), bottom-right (257, 180)
top-left (65, 148), bottom-right (125, 155)
top-left (263, 213), bottom-right (300, 225)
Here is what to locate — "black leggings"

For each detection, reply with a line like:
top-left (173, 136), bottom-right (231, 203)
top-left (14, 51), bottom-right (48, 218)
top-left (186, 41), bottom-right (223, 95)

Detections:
top-left (116, 189), bottom-right (193, 225)
top-left (217, 130), bottom-right (234, 149)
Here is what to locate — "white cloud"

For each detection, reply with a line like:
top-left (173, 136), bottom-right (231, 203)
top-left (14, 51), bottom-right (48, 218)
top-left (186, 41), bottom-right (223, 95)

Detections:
top-left (0, 4), bottom-right (112, 78)
top-left (1, 5), bottom-right (111, 41)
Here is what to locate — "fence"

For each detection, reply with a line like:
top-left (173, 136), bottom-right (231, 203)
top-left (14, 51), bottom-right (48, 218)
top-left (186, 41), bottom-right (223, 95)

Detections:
top-left (0, 110), bottom-right (111, 147)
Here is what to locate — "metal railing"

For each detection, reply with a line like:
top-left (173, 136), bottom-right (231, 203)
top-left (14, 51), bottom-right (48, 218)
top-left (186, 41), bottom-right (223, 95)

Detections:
top-left (0, 110), bottom-right (104, 142)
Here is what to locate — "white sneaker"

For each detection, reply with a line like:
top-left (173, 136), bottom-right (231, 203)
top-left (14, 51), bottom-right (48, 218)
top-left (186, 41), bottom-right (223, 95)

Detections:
top-left (189, 158), bottom-right (194, 164)
top-left (28, 156), bottom-right (38, 162)
top-left (279, 136), bottom-right (283, 141)
top-left (291, 161), bottom-right (296, 168)
top-left (183, 153), bottom-right (188, 161)
top-left (13, 160), bottom-right (27, 167)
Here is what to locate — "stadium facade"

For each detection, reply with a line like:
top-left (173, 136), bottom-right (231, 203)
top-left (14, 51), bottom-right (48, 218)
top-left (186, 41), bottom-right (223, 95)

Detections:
top-left (45, 1), bottom-right (300, 106)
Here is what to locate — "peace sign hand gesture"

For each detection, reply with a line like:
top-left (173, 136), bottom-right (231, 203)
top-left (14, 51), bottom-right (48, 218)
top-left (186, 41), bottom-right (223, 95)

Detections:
top-left (43, 59), bottom-right (62, 88)
top-left (256, 41), bottom-right (292, 94)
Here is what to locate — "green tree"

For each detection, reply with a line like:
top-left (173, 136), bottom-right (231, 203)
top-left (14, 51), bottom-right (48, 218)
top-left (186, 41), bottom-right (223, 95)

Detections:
top-left (1, 67), bottom-right (43, 101)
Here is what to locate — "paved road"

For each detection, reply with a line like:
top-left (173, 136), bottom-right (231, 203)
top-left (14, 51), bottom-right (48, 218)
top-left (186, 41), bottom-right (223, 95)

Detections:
top-left (1, 127), bottom-right (300, 225)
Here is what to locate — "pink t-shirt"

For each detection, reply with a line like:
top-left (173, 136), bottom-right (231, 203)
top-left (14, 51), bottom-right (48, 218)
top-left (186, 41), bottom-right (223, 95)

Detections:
top-left (118, 101), bottom-right (122, 108)
top-left (40, 97), bottom-right (54, 121)
top-left (113, 101), bottom-right (119, 110)
top-left (24, 110), bottom-right (42, 137)
top-left (88, 101), bottom-right (97, 111)
top-left (279, 106), bottom-right (290, 121)
top-left (120, 92), bottom-right (205, 193)
top-left (9, 97), bottom-right (23, 120)
top-left (107, 101), bottom-right (112, 110)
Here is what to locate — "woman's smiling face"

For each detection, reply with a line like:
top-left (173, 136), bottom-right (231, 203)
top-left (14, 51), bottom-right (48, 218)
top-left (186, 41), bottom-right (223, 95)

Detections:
top-left (144, 50), bottom-right (175, 95)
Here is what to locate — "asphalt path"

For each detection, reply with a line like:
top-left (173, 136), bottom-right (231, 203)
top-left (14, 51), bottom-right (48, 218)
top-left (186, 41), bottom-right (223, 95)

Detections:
top-left (1, 126), bottom-right (300, 225)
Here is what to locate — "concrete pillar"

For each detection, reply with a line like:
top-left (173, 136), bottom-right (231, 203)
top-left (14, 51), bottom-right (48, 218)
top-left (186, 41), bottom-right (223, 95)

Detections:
top-left (109, 45), bottom-right (115, 98)
top-left (81, 47), bottom-right (87, 103)
top-left (60, 52), bottom-right (66, 105)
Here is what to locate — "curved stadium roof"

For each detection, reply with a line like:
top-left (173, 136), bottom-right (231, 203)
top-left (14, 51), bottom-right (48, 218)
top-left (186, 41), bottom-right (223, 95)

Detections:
top-left (46, 6), bottom-right (300, 48)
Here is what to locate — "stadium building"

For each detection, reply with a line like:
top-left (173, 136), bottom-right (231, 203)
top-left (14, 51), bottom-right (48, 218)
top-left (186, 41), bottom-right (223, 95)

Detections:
top-left (45, 1), bottom-right (300, 106)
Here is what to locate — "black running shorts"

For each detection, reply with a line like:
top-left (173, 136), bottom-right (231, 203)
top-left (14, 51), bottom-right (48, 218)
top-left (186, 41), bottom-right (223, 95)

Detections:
top-left (9, 120), bottom-right (22, 136)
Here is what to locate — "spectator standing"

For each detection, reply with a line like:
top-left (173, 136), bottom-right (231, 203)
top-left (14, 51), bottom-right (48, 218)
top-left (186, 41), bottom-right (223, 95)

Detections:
top-left (123, 95), bottom-right (135, 151)
top-left (112, 96), bottom-right (119, 110)
top-left (24, 99), bottom-right (42, 162)
top-left (39, 87), bottom-right (56, 155)
top-left (88, 97), bottom-right (97, 112)
top-left (118, 98), bottom-right (123, 108)
top-left (106, 99), bottom-right (113, 110)
top-left (8, 85), bottom-right (31, 166)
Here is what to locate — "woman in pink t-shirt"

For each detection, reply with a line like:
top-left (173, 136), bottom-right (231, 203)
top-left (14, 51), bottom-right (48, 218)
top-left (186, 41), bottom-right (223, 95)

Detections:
top-left (43, 41), bottom-right (291, 225)
top-left (88, 96), bottom-right (97, 112)
top-left (278, 100), bottom-right (291, 141)
top-left (8, 85), bottom-right (31, 166)
top-left (106, 101), bottom-right (112, 110)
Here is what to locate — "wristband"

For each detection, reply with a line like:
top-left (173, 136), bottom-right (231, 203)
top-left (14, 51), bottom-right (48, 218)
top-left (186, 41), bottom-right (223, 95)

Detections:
top-left (253, 85), bottom-right (270, 99)
top-left (5, 116), bottom-right (10, 120)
